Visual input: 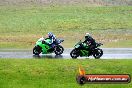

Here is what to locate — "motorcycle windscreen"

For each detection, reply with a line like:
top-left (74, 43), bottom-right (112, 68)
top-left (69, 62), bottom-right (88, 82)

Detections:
top-left (55, 39), bottom-right (64, 44)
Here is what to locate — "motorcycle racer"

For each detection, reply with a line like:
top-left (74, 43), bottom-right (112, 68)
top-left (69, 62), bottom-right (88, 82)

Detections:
top-left (83, 33), bottom-right (96, 51)
top-left (70, 33), bottom-right (103, 59)
top-left (47, 32), bottom-right (57, 48)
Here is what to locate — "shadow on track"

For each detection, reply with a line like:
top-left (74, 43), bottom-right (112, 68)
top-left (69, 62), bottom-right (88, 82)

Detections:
top-left (33, 54), bottom-right (63, 59)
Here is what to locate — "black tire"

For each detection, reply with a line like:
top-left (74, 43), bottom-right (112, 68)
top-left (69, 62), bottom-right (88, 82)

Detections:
top-left (33, 46), bottom-right (42, 55)
top-left (54, 45), bottom-right (64, 55)
top-left (70, 49), bottom-right (79, 59)
top-left (93, 48), bottom-right (103, 59)
top-left (76, 75), bottom-right (86, 85)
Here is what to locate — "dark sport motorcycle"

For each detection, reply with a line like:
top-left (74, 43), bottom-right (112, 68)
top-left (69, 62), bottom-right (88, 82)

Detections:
top-left (70, 40), bottom-right (103, 59)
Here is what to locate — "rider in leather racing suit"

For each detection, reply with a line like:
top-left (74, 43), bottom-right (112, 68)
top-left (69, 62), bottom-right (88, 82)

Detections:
top-left (47, 32), bottom-right (56, 48)
top-left (83, 33), bottom-right (96, 52)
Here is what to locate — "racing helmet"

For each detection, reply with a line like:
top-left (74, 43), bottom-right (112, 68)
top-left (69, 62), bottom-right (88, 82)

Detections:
top-left (48, 32), bottom-right (53, 38)
top-left (85, 33), bottom-right (91, 39)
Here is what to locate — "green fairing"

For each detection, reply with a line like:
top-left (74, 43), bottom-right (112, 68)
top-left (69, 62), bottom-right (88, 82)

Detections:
top-left (80, 50), bottom-right (89, 56)
top-left (74, 42), bottom-right (89, 56)
top-left (36, 38), bottom-right (51, 54)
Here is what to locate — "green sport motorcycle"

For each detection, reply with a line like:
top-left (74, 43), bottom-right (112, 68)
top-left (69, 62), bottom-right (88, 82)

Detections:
top-left (70, 41), bottom-right (103, 59)
top-left (33, 37), bottom-right (64, 55)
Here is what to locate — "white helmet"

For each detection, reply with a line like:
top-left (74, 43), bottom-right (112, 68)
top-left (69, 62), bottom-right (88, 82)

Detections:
top-left (85, 33), bottom-right (91, 37)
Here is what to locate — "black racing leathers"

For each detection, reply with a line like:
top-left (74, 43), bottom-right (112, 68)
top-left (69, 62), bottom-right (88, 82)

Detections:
top-left (83, 36), bottom-right (96, 50)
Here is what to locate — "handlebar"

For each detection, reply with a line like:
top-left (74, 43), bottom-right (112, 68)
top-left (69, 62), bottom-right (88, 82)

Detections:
top-left (96, 43), bottom-right (103, 47)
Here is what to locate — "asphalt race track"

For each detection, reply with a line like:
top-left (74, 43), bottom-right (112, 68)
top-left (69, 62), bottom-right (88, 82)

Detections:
top-left (0, 48), bottom-right (132, 59)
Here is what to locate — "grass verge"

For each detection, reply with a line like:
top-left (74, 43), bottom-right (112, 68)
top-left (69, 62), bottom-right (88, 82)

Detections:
top-left (0, 6), bottom-right (132, 48)
top-left (0, 59), bottom-right (132, 88)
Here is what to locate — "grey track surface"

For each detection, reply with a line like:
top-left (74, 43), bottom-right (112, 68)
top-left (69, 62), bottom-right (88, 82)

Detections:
top-left (0, 48), bottom-right (132, 59)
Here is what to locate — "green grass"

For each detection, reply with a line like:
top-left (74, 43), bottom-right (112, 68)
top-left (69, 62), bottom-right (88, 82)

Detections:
top-left (0, 59), bottom-right (132, 88)
top-left (0, 6), bottom-right (132, 48)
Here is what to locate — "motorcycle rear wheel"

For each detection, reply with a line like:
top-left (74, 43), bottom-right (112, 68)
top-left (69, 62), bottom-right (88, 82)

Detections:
top-left (33, 46), bottom-right (42, 55)
top-left (70, 49), bottom-right (79, 59)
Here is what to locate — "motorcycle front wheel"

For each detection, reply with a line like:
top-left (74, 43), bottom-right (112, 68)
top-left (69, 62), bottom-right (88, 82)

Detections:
top-left (54, 45), bottom-right (64, 55)
top-left (93, 48), bottom-right (103, 59)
